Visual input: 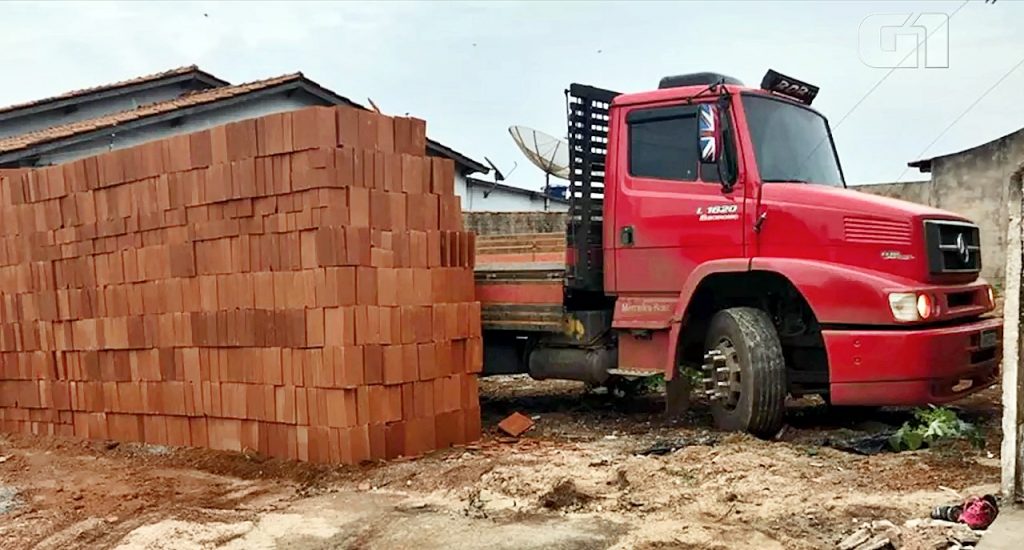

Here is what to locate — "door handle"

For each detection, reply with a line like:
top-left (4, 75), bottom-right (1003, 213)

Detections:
top-left (620, 226), bottom-right (635, 246)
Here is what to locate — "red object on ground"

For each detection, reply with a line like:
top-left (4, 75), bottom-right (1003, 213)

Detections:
top-left (960, 495), bottom-right (999, 530)
top-left (497, 412), bottom-right (534, 437)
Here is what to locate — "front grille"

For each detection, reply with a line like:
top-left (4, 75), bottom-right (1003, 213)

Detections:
top-left (924, 220), bottom-right (981, 275)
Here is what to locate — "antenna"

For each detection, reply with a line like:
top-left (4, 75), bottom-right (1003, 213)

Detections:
top-left (367, 98), bottom-right (382, 114)
top-left (508, 125), bottom-right (570, 201)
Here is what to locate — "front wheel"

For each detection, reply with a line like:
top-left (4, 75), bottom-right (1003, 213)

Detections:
top-left (704, 307), bottom-right (786, 438)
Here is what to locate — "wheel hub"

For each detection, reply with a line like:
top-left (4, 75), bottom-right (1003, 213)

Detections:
top-left (701, 338), bottom-right (742, 409)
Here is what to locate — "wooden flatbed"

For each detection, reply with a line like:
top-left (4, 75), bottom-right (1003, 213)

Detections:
top-left (474, 232), bottom-right (566, 332)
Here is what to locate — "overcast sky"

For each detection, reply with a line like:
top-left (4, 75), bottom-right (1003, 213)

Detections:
top-left (1, 1), bottom-right (1021, 188)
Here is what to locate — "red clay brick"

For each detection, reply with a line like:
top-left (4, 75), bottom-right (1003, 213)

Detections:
top-left (348, 187), bottom-right (369, 227)
top-left (368, 422), bottom-right (386, 460)
top-left (385, 420), bottom-right (405, 459)
top-left (337, 346), bottom-right (364, 388)
top-left (296, 425), bottom-right (310, 461)
top-left (306, 308), bottom-right (325, 348)
top-left (166, 415), bottom-right (192, 447)
top-left (363, 344), bottom-right (383, 385)
top-left (382, 345), bottom-right (403, 385)
top-left (355, 267), bottom-right (377, 306)
top-left (464, 407), bottom-right (482, 443)
top-left (325, 389), bottom-right (352, 428)
top-left (336, 106), bottom-right (361, 148)
top-left (296, 387), bottom-right (309, 426)
top-left (292, 107), bottom-right (337, 151)
top-left (324, 307), bottom-right (355, 346)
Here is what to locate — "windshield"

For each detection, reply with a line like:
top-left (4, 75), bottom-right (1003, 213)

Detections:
top-left (741, 94), bottom-right (844, 187)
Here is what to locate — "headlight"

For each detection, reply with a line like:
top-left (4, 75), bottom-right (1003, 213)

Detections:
top-left (987, 286), bottom-right (995, 307)
top-left (888, 293), bottom-right (919, 322)
top-left (889, 292), bottom-right (935, 322)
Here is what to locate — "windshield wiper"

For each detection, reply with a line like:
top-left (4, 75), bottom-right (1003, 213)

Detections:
top-left (761, 178), bottom-right (810, 183)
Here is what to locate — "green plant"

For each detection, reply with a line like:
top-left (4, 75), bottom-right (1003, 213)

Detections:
top-left (642, 373), bottom-right (665, 393)
top-left (682, 367), bottom-right (703, 388)
top-left (888, 406), bottom-right (984, 451)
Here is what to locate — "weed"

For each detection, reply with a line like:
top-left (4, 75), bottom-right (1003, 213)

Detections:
top-left (641, 373), bottom-right (665, 393)
top-left (682, 367), bottom-right (703, 388)
top-left (888, 406), bottom-right (984, 451)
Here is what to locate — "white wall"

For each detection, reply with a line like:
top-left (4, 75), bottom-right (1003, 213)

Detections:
top-left (455, 174), bottom-right (569, 212)
top-left (31, 93), bottom-right (318, 166)
top-left (0, 80), bottom-right (210, 139)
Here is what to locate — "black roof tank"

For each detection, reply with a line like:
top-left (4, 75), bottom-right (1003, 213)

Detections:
top-left (658, 72), bottom-right (744, 89)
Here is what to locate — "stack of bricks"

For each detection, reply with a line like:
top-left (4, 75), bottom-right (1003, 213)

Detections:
top-left (0, 105), bottom-right (482, 463)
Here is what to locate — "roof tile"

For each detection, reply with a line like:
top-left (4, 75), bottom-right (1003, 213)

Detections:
top-left (0, 73), bottom-right (302, 155)
top-left (0, 66), bottom-right (221, 116)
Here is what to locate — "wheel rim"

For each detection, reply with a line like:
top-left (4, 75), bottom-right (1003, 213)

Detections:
top-left (713, 337), bottom-right (742, 410)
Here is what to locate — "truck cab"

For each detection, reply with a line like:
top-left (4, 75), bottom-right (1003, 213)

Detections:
top-left (479, 70), bottom-right (1001, 437)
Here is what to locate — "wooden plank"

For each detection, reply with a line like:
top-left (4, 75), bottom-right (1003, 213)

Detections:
top-left (481, 303), bottom-right (563, 332)
top-left (476, 282), bottom-right (563, 305)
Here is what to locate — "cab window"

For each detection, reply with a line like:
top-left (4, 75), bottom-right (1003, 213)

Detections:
top-left (627, 105), bottom-right (720, 182)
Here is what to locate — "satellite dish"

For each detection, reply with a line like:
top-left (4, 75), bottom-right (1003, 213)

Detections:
top-left (509, 125), bottom-right (571, 204)
top-left (509, 126), bottom-right (570, 180)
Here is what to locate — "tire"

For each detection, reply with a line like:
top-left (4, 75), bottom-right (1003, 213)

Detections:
top-left (705, 307), bottom-right (786, 437)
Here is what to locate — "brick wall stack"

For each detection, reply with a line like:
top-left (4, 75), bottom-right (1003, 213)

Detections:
top-left (0, 106), bottom-right (482, 463)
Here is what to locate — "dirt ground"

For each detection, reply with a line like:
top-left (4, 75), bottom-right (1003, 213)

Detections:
top-left (0, 377), bottom-right (1004, 549)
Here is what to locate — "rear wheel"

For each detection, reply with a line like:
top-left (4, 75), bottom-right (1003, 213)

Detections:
top-left (704, 307), bottom-right (786, 437)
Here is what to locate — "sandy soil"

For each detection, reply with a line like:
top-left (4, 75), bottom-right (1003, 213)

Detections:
top-left (0, 377), bottom-right (1004, 549)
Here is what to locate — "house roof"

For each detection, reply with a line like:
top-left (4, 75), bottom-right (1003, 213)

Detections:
top-left (0, 73), bottom-right (307, 157)
top-left (0, 68), bottom-right (488, 175)
top-left (0, 65), bottom-right (227, 119)
top-left (426, 139), bottom-right (488, 175)
top-left (465, 177), bottom-right (569, 204)
top-left (908, 126), bottom-right (1024, 173)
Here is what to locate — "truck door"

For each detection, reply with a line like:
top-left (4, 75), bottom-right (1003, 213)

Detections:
top-left (612, 103), bottom-right (747, 294)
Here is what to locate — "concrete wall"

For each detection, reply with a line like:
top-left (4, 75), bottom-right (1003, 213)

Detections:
top-left (854, 180), bottom-right (931, 204)
top-left (0, 80), bottom-right (210, 139)
top-left (463, 211), bottom-right (568, 235)
top-left (856, 128), bottom-right (1024, 285)
top-left (455, 176), bottom-right (569, 212)
top-left (928, 131), bottom-right (1024, 287)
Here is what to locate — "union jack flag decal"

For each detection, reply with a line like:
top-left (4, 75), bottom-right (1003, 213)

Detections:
top-left (699, 104), bottom-right (718, 163)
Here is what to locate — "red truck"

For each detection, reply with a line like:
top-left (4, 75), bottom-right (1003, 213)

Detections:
top-left (476, 70), bottom-right (1002, 437)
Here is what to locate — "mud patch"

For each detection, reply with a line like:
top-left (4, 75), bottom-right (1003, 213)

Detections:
top-left (539, 479), bottom-right (593, 510)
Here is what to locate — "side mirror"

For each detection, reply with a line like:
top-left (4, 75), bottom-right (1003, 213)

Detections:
top-left (700, 102), bottom-right (737, 192)
top-left (698, 104), bottom-right (720, 164)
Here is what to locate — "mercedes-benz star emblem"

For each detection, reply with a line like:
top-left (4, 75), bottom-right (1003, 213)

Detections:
top-left (956, 233), bottom-right (970, 264)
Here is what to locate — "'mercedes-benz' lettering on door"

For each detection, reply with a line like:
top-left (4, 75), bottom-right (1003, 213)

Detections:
top-left (697, 204), bottom-right (739, 222)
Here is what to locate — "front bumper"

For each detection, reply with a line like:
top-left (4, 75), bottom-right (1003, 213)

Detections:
top-left (824, 317), bottom-right (1002, 406)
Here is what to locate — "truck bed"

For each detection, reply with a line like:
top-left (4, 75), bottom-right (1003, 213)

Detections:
top-left (474, 232), bottom-right (565, 332)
